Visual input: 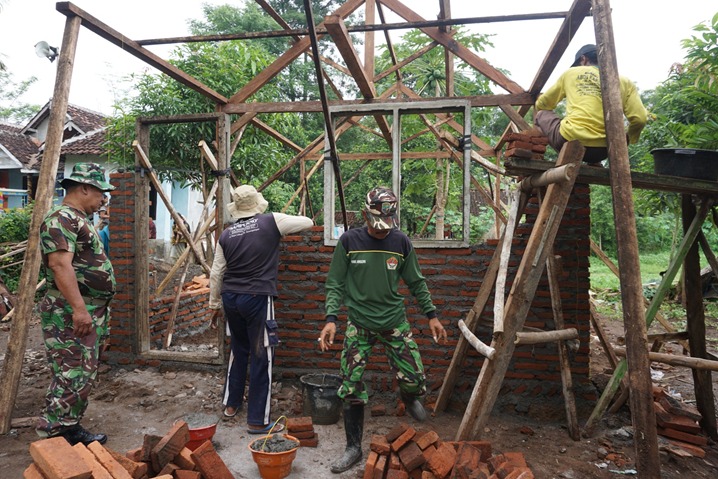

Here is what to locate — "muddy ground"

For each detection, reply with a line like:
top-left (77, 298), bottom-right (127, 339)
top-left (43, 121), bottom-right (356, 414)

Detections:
top-left (0, 312), bottom-right (716, 478)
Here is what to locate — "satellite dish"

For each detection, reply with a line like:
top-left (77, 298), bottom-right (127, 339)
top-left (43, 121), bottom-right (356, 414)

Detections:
top-left (34, 41), bottom-right (59, 62)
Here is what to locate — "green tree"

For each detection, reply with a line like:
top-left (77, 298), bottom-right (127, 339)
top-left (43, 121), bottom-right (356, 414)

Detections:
top-left (0, 70), bottom-right (40, 124)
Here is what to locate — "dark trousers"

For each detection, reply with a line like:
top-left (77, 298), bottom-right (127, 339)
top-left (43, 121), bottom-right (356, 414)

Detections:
top-left (534, 109), bottom-right (608, 164)
top-left (221, 293), bottom-right (275, 426)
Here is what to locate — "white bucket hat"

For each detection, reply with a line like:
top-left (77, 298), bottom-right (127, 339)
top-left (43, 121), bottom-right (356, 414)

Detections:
top-left (227, 185), bottom-right (268, 218)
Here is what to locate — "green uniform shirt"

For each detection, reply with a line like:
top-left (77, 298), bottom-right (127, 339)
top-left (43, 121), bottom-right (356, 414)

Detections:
top-left (40, 204), bottom-right (116, 300)
top-left (325, 227), bottom-right (436, 331)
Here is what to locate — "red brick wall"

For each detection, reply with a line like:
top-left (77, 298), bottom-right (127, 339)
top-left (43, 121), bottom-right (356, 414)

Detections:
top-left (107, 172), bottom-right (593, 405)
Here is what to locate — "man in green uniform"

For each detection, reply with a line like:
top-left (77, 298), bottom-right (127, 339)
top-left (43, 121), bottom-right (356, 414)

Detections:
top-left (35, 163), bottom-right (116, 446)
top-left (534, 44), bottom-right (647, 163)
top-left (319, 187), bottom-right (447, 473)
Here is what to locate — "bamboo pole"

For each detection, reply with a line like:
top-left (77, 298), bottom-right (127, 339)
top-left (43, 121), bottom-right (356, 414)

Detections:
top-left (457, 320), bottom-right (496, 359)
top-left (493, 188), bottom-right (521, 334)
top-left (163, 261), bottom-right (192, 349)
top-left (0, 15), bottom-right (81, 434)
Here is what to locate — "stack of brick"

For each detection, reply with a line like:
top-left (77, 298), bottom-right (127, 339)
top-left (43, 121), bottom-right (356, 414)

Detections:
top-left (286, 416), bottom-right (318, 447)
top-left (653, 386), bottom-right (707, 458)
top-left (503, 131), bottom-right (548, 160)
top-left (23, 421), bottom-right (234, 479)
top-left (363, 422), bottom-right (534, 479)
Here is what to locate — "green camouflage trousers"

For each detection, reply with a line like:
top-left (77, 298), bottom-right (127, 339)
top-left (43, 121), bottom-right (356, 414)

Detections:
top-left (36, 296), bottom-right (110, 436)
top-left (338, 320), bottom-right (426, 405)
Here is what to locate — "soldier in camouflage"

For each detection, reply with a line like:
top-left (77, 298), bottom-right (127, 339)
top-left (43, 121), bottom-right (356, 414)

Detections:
top-left (35, 163), bottom-right (116, 446)
top-left (319, 187), bottom-right (447, 474)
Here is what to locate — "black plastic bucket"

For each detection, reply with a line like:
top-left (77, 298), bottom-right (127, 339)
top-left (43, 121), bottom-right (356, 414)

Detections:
top-left (651, 148), bottom-right (718, 181)
top-left (299, 373), bottom-right (342, 425)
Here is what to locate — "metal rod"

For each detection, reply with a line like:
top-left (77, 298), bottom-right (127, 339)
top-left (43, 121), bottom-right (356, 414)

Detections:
top-left (303, 0), bottom-right (348, 229)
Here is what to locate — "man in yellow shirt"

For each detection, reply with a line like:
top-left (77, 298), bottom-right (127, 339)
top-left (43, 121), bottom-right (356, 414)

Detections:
top-left (534, 44), bottom-right (647, 164)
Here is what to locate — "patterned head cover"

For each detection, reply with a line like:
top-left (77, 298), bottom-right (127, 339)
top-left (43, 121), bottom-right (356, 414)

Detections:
top-left (227, 185), bottom-right (269, 218)
top-left (60, 163), bottom-right (114, 191)
top-left (364, 187), bottom-right (398, 230)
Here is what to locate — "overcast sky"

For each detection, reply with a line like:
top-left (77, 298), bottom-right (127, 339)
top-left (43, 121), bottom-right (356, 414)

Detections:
top-left (0, 0), bottom-right (715, 118)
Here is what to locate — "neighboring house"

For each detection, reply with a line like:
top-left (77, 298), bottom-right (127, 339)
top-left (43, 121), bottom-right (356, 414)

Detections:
top-left (0, 123), bottom-right (41, 209)
top-left (2, 101), bottom-right (206, 244)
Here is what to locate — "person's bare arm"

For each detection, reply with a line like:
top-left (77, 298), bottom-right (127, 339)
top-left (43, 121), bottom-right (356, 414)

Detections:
top-left (46, 251), bottom-right (92, 337)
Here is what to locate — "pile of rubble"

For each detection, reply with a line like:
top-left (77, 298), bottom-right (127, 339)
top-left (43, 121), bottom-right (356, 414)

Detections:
top-left (654, 386), bottom-right (708, 458)
top-left (24, 420), bottom-right (232, 479)
top-left (363, 422), bottom-right (535, 478)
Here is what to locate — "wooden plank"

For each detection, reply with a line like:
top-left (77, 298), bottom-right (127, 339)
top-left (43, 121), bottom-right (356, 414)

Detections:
top-left (56, 3), bottom-right (227, 104)
top-left (505, 157), bottom-right (718, 196)
top-left (546, 251), bottom-right (580, 441)
top-left (0, 14), bottom-right (81, 434)
top-left (324, 14), bottom-right (393, 143)
top-left (456, 140), bottom-right (583, 440)
top-left (493, 188), bottom-right (521, 334)
top-left (221, 92), bottom-right (535, 114)
top-left (681, 195), bottom-right (718, 439)
top-left (593, 2), bottom-right (660, 472)
top-left (379, 0), bottom-right (524, 94)
top-left (229, 0), bottom-right (365, 103)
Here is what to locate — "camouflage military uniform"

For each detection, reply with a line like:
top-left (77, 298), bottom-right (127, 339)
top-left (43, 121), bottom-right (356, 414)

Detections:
top-left (36, 203), bottom-right (115, 437)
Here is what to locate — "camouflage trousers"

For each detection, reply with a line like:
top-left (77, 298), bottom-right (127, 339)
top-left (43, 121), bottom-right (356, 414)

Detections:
top-left (338, 320), bottom-right (426, 405)
top-left (36, 296), bottom-right (110, 436)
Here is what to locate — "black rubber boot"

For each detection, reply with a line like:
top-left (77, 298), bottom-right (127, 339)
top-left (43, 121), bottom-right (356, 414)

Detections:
top-left (401, 391), bottom-right (427, 422)
top-left (58, 424), bottom-right (108, 446)
top-left (330, 404), bottom-right (364, 473)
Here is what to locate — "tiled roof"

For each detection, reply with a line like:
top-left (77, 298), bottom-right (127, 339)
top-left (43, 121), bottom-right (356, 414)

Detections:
top-left (0, 123), bottom-right (23, 134)
top-left (0, 128), bottom-right (41, 168)
top-left (66, 104), bottom-right (106, 132)
top-left (60, 127), bottom-right (107, 156)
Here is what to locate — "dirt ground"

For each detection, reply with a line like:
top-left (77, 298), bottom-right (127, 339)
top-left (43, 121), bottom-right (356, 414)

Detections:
top-left (0, 312), bottom-right (717, 479)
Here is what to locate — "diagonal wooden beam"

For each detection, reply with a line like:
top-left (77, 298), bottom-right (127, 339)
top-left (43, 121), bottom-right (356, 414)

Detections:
top-left (56, 2), bottom-right (228, 104)
top-left (378, 0), bottom-right (525, 94)
top-left (250, 118), bottom-right (304, 153)
top-left (229, 0), bottom-right (365, 103)
top-left (374, 41), bottom-right (438, 82)
top-left (324, 14), bottom-right (393, 143)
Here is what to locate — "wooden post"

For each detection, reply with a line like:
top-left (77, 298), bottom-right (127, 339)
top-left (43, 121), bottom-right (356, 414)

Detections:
top-left (493, 188), bottom-right (521, 334)
top-left (592, 1), bottom-right (659, 472)
top-left (682, 195), bottom-right (717, 439)
top-left (0, 15), bottom-right (81, 434)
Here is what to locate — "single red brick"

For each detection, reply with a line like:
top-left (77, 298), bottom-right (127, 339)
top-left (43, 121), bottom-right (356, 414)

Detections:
top-left (391, 426), bottom-right (417, 452)
top-left (386, 469), bottom-right (410, 479)
top-left (371, 404), bottom-right (387, 416)
top-left (426, 442), bottom-right (456, 478)
top-left (389, 452), bottom-right (402, 470)
top-left (422, 444), bottom-right (437, 463)
top-left (386, 423), bottom-right (410, 442)
top-left (398, 442), bottom-right (425, 471)
top-left (174, 471), bottom-right (202, 479)
top-left (421, 471), bottom-right (437, 479)
top-left (373, 454), bottom-right (388, 479)
top-left (504, 452), bottom-right (527, 468)
top-left (370, 435), bottom-right (392, 455)
top-left (299, 435), bottom-right (319, 447)
top-left (190, 440), bottom-right (233, 479)
top-left (286, 417), bottom-right (313, 432)
top-left (292, 429), bottom-right (317, 439)
top-left (363, 451), bottom-right (379, 479)
top-left (415, 430), bottom-right (439, 450)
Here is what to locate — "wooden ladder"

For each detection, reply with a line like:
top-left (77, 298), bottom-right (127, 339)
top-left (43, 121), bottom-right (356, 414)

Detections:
top-left (433, 140), bottom-right (585, 441)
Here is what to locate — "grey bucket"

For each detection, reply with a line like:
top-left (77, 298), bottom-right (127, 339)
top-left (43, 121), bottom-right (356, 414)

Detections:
top-left (300, 373), bottom-right (343, 425)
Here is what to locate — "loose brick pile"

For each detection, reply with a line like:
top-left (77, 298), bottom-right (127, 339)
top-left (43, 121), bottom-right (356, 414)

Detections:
top-left (286, 416), bottom-right (319, 447)
top-left (364, 423), bottom-right (535, 479)
top-left (653, 386), bottom-right (707, 458)
top-left (503, 131), bottom-right (548, 160)
top-left (24, 421), bottom-right (233, 479)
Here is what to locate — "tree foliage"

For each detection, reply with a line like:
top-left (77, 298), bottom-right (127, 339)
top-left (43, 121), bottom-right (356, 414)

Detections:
top-left (0, 70), bottom-right (40, 125)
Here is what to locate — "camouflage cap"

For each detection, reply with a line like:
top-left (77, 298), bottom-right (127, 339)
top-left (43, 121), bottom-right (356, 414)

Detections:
top-left (60, 163), bottom-right (114, 191)
top-left (364, 187), bottom-right (398, 230)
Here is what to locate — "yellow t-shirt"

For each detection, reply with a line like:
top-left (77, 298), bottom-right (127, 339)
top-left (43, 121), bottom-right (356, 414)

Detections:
top-left (535, 66), bottom-right (647, 147)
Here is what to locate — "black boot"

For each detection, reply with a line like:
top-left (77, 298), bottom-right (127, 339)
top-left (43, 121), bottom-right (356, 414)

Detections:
top-left (330, 404), bottom-right (364, 473)
top-left (58, 424), bottom-right (108, 446)
top-left (400, 391), bottom-right (427, 422)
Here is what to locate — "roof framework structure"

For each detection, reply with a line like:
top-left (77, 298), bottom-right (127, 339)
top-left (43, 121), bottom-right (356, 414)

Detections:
top-left (3, 2), bottom-right (718, 476)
